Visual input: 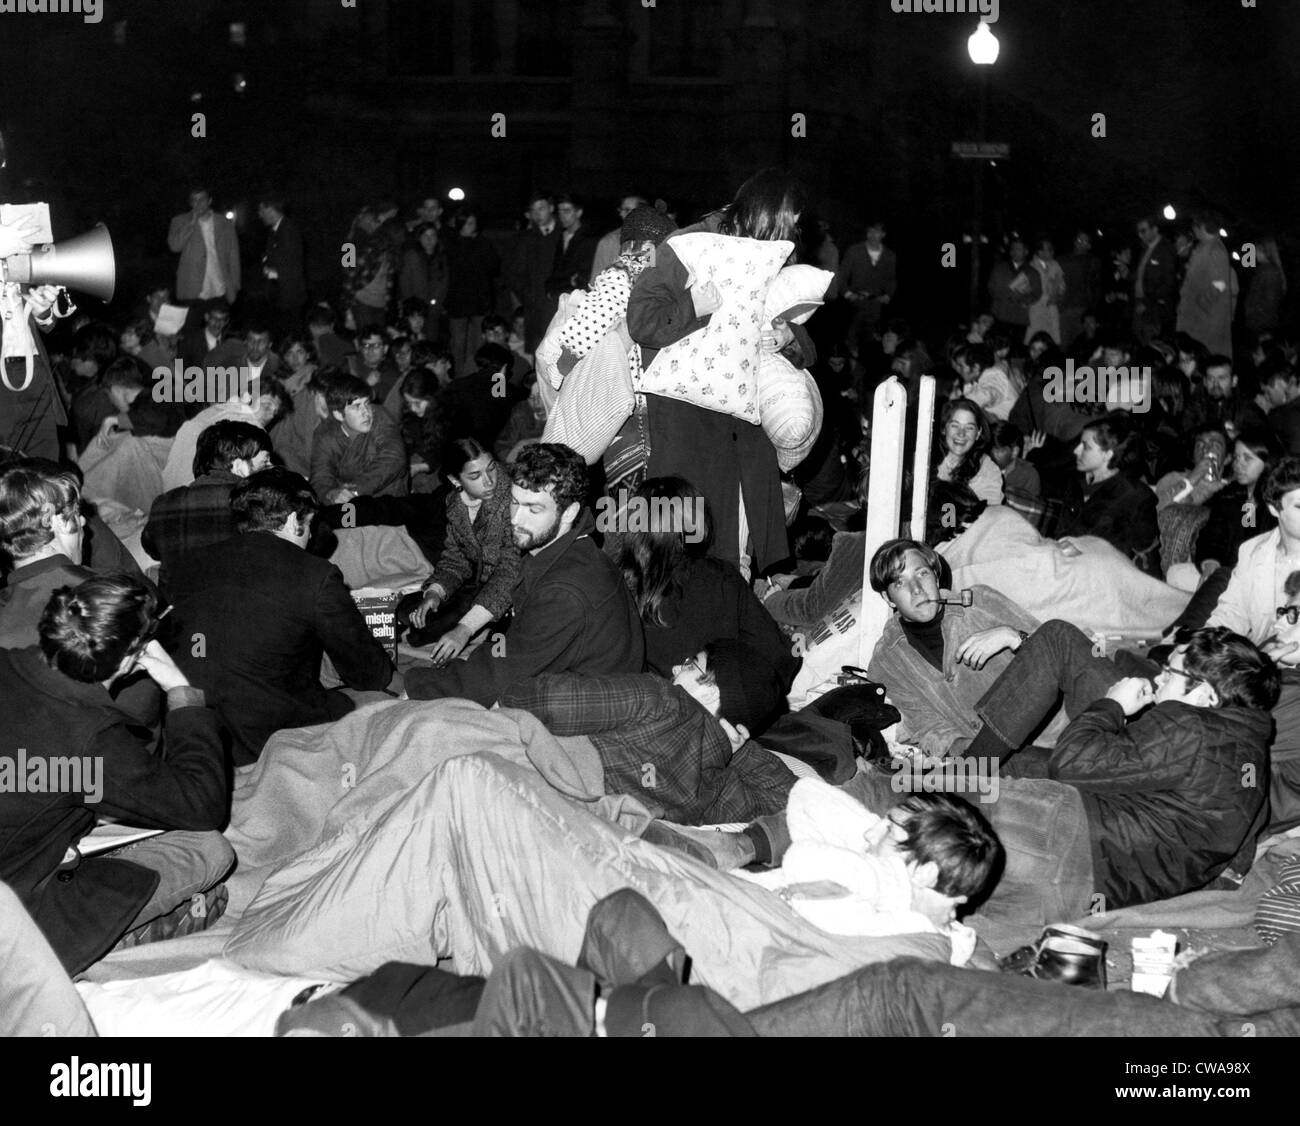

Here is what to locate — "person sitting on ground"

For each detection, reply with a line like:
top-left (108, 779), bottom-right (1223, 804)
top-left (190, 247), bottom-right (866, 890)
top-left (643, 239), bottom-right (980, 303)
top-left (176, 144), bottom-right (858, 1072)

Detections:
top-left (960, 622), bottom-right (1279, 908)
top-left (863, 538), bottom-right (1045, 758)
top-left (277, 331), bottom-right (319, 395)
top-left (988, 420), bottom-right (1042, 509)
top-left (934, 399), bottom-right (1003, 507)
top-left (617, 475), bottom-right (798, 691)
top-left (1057, 410), bottom-right (1160, 573)
top-left (1154, 423), bottom-right (1230, 509)
top-left (1187, 427), bottom-right (1281, 583)
top-left (71, 357), bottom-right (182, 453)
top-left (272, 367), bottom-right (336, 480)
top-left (143, 420), bottom-right (273, 595)
top-left (499, 640), bottom-right (795, 826)
top-left (0, 574), bottom-right (233, 974)
top-left (1195, 456), bottom-right (1300, 832)
top-left (0, 458), bottom-right (162, 732)
top-left (347, 326), bottom-right (402, 406)
top-left (405, 443), bottom-right (644, 704)
top-left (683, 623), bottom-right (1278, 920)
top-left (397, 438), bottom-right (520, 656)
top-left (161, 380), bottom-right (289, 492)
top-left (479, 314), bottom-right (530, 387)
top-left (438, 341), bottom-right (527, 450)
top-left (953, 343), bottom-right (1016, 422)
top-left (306, 304), bottom-right (354, 369)
top-left (202, 318), bottom-right (282, 385)
top-left (119, 314), bottom-right (175, 374)
top-left (0, 460), bottom-right (98, 648)
top-left (396, 368), bottom-right (445, 492)
top-left (167, 468), bottom-right (399, 766)
top-left (309, 373), bottom-right (409, 503)
top-left (492, 377), bottom-right (548, 464)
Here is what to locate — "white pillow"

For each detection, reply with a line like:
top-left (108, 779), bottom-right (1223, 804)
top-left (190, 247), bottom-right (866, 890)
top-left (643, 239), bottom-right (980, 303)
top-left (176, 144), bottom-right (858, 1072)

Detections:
top-left (637, 233), bottom-right (793, 423)
top-left (759, 355), bottom-right (823, 471)
top-left (764, 264), bottom-right (834, 325)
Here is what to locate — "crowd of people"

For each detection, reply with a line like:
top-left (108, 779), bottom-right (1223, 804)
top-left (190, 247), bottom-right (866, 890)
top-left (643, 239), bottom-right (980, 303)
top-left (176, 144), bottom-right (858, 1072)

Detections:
top-left (2, 169), bottom-right (1300, 1038)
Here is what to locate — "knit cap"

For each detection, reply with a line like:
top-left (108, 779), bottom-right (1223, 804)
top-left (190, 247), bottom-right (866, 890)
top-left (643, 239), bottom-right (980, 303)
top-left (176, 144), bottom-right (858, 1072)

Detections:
top-left (620, 206), bottom-right (677, 249)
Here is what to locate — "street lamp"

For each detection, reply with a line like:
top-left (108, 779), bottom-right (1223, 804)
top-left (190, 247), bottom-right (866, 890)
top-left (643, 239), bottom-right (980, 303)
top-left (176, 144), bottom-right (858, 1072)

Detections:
top-left (967, 21), bottom-right (1000, 317)
top-left (968, 21), bottom-right (1000, 65)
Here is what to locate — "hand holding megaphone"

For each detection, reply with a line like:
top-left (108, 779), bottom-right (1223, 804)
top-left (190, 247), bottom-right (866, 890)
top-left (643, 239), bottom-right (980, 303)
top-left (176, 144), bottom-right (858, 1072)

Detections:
top-left (1, 223), bottom-right (116, 302)
top-left (0, 216), bottom-right (41, 258)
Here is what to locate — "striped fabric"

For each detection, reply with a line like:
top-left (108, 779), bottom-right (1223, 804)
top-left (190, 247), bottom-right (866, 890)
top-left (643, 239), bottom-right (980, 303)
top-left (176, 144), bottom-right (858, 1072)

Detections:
top-left (1255, 858), bottom-right (1300, 944)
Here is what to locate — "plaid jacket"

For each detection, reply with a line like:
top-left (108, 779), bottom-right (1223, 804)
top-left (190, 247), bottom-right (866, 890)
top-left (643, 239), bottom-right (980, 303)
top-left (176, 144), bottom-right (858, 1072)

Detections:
top-left (499, 673), bottom-right (796, 824)
top-left (142, 469), bottom-right (241, 589)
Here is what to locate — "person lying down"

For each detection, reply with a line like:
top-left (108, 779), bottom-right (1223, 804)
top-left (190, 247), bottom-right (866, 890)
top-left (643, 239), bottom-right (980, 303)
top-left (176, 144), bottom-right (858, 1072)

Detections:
top-left (735, 780), bottom-right (997, 965)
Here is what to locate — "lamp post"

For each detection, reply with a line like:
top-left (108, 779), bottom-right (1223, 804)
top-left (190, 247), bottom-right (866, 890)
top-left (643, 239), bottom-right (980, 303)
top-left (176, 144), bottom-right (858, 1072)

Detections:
top-left (967, 21), bottom-right (1000, 318)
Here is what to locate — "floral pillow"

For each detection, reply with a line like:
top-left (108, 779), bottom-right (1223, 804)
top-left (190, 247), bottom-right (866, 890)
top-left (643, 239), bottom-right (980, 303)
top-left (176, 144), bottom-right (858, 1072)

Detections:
top-left (637, 232), bottom-right (793, 423)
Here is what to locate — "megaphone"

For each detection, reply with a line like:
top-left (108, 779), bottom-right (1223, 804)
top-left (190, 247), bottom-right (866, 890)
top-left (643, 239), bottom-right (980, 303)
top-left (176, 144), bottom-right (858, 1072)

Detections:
top-left (2, 223), bottom-right (116, 302)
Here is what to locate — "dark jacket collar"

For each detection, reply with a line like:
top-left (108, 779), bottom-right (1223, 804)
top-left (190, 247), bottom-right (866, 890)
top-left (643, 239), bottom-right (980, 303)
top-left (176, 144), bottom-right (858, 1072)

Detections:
top-left (5, 553), bottom-right (79, 589)
top-left (517, 508), bottom-right (595, 600)
top-left (5, 644), bottom-right (117, 709)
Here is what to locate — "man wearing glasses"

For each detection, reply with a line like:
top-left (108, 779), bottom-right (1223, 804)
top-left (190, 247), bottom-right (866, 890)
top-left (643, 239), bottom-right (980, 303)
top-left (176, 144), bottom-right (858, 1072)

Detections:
top-left (959, 619), bottom-right (1280, 909)
top-left (348, 327), bottom-right (402, 406)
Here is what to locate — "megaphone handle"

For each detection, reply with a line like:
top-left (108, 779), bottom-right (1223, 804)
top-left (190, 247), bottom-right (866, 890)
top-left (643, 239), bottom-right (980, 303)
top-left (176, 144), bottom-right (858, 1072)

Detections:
top-left (1, 354), bottom-right (35, 393)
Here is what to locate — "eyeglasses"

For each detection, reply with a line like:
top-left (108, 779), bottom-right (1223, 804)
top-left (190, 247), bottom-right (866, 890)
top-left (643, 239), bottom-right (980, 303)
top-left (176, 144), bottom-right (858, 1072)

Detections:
top-left (676, 655), bottom-right (705, 678)
top-left (1277, 606), bottom-right (1300, 626)
top-left (1157, 660), bottom-right (1204, 688)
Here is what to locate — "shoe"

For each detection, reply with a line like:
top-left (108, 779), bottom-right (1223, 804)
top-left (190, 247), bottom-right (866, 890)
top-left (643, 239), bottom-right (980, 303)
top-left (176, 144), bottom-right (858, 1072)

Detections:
top-left (640, 821), bottom-right (722, 868)
top-left (1000, 922), bottom-right (1108, 989)
top-left (1033, 935), bottom-right (1108, 989)
top-left (112, 883), bottom-right (229, 951)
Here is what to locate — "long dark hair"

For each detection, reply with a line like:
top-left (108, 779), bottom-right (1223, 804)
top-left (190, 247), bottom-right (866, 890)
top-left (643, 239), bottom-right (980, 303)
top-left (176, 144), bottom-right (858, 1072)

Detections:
top-left (618, 476), bottom-right (713, 629)
top-left (720, 168), bottom-right (806, 246)
top-left (938, 399), bottom-right (993, 487)
top-left (439, 436), bottom-right (492, 485)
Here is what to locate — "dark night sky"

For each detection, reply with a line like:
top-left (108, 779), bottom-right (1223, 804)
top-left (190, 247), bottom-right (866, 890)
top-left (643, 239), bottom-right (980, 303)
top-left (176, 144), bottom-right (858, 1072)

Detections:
top-left (0, 0), bottom-right (1295, 314)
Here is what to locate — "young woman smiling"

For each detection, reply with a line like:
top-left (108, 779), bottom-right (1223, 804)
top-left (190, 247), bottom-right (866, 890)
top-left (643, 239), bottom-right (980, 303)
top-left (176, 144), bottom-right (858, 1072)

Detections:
top-left (934, 399), bottom-right (1003, 507)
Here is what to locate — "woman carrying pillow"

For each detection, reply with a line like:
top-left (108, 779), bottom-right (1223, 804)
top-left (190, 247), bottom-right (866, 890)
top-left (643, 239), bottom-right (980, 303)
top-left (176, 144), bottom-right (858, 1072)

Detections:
top-left (627, 168), bottom-right (811, 577)
top-left (934, 399), bottom-right (1004, 507)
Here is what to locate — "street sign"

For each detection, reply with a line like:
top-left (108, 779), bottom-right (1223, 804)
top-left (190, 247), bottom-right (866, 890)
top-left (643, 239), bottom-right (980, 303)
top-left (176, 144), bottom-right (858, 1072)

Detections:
top-left (952, 142), bottom-right (1010, 159)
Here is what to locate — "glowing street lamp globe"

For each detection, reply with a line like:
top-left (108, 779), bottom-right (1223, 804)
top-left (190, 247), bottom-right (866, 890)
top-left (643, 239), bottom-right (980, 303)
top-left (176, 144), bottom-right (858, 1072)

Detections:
top-left (968, 21), bottom-right (1000, 65)
top-left (448, 187), bottom-right (466, 202)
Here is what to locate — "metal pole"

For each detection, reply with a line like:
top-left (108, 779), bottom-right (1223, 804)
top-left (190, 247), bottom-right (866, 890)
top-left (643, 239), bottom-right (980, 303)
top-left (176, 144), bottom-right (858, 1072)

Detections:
top-left (969, 68), bottom-right (989, 318)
